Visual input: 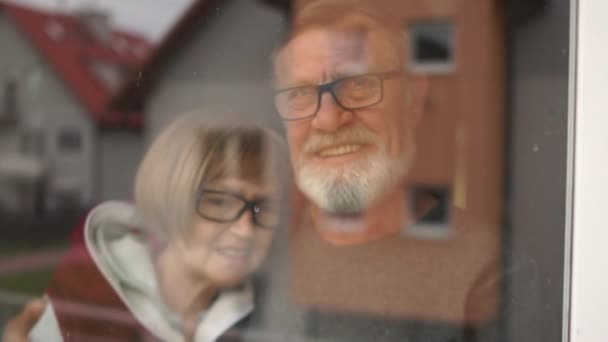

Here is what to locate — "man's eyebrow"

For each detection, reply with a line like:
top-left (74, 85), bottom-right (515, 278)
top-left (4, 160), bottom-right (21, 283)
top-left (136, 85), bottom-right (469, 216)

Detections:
top-left (332, 62), bottom-right (370, 77)
top-left (274, 73), bottom-right (326, 90)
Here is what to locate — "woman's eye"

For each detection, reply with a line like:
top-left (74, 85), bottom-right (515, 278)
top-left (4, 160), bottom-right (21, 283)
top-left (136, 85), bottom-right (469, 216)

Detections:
top-left (205, 196), bottom-right (230, 206)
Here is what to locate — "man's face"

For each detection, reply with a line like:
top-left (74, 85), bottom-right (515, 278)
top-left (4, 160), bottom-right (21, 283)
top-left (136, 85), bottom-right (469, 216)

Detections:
top-left (275, 28), bottom-right (417, 214)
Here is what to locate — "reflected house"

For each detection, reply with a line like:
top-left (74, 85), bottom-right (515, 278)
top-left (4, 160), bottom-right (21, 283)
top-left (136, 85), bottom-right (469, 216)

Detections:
top-left (0, 2), bottom-right (151, 214)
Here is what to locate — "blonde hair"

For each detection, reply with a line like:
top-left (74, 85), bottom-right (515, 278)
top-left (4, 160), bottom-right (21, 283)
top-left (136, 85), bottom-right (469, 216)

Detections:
top-left (134, 111), bottom-right (287, 240)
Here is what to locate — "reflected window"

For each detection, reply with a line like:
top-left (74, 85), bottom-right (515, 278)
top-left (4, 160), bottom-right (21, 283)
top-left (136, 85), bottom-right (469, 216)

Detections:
top-left (57, 128), bottom-right (82, 154)
top-left (20, 130), bottom-right (45, 157)
top-left (409, 21), bottom-right (455, 73)
top-left (404, 185), bottom-right (452, 240)
top-left (1, 78), bottom-right (18, 123)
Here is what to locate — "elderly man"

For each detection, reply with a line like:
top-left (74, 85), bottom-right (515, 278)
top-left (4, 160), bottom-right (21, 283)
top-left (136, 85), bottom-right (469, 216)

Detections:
top-left (272, 1), bottom-right (503, 341)
top-left (274, 0), bottom-right (431, 246)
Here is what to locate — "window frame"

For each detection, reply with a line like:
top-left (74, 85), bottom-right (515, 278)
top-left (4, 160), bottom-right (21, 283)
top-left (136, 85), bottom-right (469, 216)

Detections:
top-left (407, 20), bottom-right (456, 74)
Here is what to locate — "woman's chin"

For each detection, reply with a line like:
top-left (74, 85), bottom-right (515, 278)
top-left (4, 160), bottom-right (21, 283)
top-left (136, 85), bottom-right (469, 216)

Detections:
top-left (207, 270), bottom-right (250, 288)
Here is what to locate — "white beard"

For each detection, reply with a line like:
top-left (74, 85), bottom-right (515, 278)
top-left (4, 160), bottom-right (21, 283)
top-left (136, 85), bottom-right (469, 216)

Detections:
top-left (296, 151), bottom-right (407, 215)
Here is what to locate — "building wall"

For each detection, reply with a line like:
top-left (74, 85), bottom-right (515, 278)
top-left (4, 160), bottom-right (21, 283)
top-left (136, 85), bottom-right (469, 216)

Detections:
top-left (0, 16), bottom-right (83, 115)
top-left (98, 130), bottom-right (143, 202)
top-left (0, 126), bottom-right (20, 157)
top-left (0, 125), bottom-right (23, 212)
top-left (40, 107), bottom-right (95, 207)
top-left (0, 13), bottom-right (95, 209)
top-left (146, 0), bottom-right (286, 144)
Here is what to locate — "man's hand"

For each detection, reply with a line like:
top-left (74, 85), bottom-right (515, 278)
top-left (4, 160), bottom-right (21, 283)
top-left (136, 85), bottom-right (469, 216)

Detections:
top-left (2, 297), bottom-right (47, 342)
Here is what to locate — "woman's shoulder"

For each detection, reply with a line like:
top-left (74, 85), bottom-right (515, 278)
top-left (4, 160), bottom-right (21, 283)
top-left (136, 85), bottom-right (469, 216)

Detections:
top-left (40, 200), bottom-right (155, 340)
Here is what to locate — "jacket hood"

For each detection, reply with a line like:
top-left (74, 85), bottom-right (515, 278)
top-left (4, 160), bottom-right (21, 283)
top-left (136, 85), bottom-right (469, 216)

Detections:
top-left (84, 201), bottom-right (254, 341)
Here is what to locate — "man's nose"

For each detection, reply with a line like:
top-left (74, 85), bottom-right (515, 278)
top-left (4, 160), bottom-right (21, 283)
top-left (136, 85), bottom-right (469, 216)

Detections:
top-left (311, 92), bottom-right (353, 132)
top-left (228, 209), bottom-right (255, 239)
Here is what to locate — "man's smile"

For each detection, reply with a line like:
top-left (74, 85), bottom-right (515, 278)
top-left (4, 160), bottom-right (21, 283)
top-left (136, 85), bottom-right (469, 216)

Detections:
top-left (317, 144), bottom-right (362, 157)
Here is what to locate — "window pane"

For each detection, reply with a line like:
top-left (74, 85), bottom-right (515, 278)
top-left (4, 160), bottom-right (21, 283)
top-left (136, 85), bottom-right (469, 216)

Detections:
top-left (57, 128), bottom-right (81, 153)
top-left (410, 21), bottom-right (455, 69)
top-left (0, 1), bottom-right (570, 341)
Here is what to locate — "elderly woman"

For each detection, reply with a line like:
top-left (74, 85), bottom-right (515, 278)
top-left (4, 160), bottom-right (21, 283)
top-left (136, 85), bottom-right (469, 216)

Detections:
top-left (26, 113), bottom-right (287, 341)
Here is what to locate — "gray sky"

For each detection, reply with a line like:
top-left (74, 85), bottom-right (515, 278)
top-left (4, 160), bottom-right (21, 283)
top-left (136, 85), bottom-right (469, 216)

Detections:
top-left (6, 0), bottom-right (194, 41)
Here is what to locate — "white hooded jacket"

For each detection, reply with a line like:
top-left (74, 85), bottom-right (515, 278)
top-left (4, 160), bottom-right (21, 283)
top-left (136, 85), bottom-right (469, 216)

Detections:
top-left (29, 201), bottom-right (254, 341)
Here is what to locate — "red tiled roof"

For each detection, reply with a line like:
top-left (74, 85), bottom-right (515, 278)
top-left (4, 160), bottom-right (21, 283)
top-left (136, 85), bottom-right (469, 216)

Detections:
top-left (1, 2), bottom-right (152, 127)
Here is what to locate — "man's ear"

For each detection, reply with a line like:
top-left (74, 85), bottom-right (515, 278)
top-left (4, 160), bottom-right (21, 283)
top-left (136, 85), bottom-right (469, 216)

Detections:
top-left (406, 75), bottom-right (430, 126)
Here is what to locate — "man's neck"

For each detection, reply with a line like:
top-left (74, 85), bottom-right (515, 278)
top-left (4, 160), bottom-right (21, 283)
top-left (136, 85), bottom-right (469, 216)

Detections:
top-left (310, 184), bottom-right (410, 246)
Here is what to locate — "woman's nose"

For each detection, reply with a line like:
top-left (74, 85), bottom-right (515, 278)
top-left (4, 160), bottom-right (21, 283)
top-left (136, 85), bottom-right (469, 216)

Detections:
top-left (228, 209), bottom-right (255, 239)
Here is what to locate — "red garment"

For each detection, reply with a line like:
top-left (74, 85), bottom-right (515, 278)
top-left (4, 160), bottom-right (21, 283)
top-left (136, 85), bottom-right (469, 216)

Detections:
top-left (46, 243), bottom-right (158, 341)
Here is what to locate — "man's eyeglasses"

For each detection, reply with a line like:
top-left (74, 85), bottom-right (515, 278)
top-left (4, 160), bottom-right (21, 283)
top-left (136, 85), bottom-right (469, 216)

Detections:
top-left (196, 189), bottom-right (280, 229)
top-left (274, 70), bottom-right (405, 121)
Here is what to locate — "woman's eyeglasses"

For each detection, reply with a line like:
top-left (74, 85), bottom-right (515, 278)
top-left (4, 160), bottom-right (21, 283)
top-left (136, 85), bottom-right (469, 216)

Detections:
top-left (196, 189), bottom-right (280, 229)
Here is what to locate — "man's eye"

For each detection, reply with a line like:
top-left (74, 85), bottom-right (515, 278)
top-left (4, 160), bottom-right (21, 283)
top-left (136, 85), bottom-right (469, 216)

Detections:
top-left (288, 87), bottom-right (314, 100)
top-left (348, 77), bottom-right (374, 89)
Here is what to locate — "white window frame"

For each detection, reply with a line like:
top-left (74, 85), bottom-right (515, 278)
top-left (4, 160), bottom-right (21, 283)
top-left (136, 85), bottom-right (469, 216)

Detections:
top-left (568, 0), bottom-right (608, 341)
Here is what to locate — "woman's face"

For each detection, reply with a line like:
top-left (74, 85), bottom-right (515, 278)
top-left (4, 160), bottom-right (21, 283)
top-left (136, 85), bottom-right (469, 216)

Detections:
top-left (174, 177), bottom-right (279, 287)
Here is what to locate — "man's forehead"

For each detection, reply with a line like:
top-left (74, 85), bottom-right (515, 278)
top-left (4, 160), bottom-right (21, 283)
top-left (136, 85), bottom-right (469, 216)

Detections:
top-left (277, 29), bottom-right (376, 83)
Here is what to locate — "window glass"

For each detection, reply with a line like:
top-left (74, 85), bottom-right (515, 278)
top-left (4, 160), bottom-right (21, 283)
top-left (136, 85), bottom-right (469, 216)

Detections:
top-left (20, 130), bottom-right (44, 156)
top-left (0, 78), bottom-right (18, 122)
top-left (409, 21), bottom-right (455, 72)
top-left (56, 128), bottom-right (81, 154)
top-left (0, 1), bottom-right (571, 341)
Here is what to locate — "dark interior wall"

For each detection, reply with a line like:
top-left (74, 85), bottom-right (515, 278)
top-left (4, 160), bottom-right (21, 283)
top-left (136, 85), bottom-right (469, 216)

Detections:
top-left (505, 0), bottom-right (571, 341)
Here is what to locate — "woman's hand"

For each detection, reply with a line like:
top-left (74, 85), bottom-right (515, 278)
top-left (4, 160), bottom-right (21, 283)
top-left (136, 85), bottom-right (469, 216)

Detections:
top-left (2, 297), bottom-right (47, 342)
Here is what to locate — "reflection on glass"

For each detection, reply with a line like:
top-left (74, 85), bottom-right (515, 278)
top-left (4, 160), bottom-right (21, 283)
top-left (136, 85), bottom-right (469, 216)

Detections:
top-left (26, 113), bottom-right (286, 340)
top-left (409, 21), bottom-right (455, 71)
top-left (0, 0), bottom-right (569, 341)
top-left (275, 0), bottom-right (502, 334)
